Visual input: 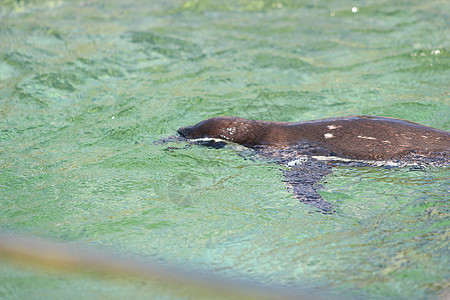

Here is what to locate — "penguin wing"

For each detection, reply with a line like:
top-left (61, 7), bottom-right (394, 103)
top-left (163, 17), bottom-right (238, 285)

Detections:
top-left (251, 145), bottom-right (335, 213)
top-left (281, 161), bottom-right (334, 213)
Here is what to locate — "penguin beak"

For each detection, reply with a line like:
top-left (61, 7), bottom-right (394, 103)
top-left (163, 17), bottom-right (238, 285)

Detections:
top-left (177, 126), bottom-right (193, 138)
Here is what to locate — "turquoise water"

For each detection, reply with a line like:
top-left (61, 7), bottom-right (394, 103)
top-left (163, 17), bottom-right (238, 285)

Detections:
top-left (0, 0), bottom-right (449, 299)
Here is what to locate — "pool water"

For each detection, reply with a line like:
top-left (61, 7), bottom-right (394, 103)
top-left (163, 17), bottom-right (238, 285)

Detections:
top-left (0, 0), bottom-right (449, 299)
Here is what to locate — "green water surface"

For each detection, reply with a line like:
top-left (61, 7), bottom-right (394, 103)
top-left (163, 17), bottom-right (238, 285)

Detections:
top-left (0, 0), bottom-right (449, 299)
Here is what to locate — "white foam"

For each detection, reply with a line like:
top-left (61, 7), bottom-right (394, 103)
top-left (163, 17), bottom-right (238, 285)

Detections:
top-left (287, 157), bottom-right (309, 167)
